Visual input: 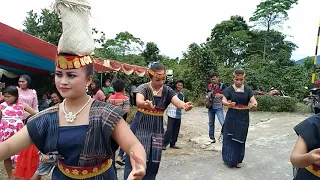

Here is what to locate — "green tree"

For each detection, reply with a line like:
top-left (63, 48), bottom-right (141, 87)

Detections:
top-left (141, 42), bottom-right (160, 64)
top-left (23, 8), bottom-right (106, 46)
top-left (247, 30), bottom-right (297, 66)
top-left (207, 16), bottom-right (252, 67)
top-left (250, 0), bottom-right (298, 61)
top-left (183, 43), bottom-right (217, 95)
top-left (101, 32), bottom-right (144, 56)
top-left (23, 9), bottom-right (62, 45)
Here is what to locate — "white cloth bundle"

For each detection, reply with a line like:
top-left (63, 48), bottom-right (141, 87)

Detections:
top-left (55, 0), bottom-right (94, 55)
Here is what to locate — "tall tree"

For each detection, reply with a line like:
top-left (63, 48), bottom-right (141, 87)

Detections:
top-left (247, 30), bottom-right (297, 66)
top-left (249, 0), bottom-right (298, 61)
top-left (101, 32), bottom-right (144, 56)
top-left (183, 43), bottom-right (217, 94)
top-left (141, 42), bottom-right (160, 64)
top-left (207, 16), bottom-right (252, 67)
top-left (23, 9), bottom-right (62, 45)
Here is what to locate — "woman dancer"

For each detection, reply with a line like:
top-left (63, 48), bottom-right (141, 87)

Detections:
top-left (290, 112), bottom-right (320, 179)
top-left (124, 62), bottom-right (193, 180)
top-left (221, 69), bottom-right (257, 168)
top-left (0, 86), bottom-right (37, 179)
top-left (0, 54), bottom-right (146, 179)
top-left (0, 0), bottom-right (146, 178)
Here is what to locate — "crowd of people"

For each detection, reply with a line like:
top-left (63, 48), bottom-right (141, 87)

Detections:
top-left (0, 0), bottom-right (319, 179)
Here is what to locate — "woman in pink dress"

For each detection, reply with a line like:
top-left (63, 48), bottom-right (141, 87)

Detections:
top-left (17, 74), bottom-right (38, 123)
top-left (0, 86), bottom-right (37, 179)
top-left (14, 74), bottom-right (40, 179)
top-left (90, 78), bottom-right (106, 102)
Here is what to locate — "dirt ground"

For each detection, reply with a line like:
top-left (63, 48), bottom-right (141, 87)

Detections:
top-left (0, 107), bottom-right (312, 179)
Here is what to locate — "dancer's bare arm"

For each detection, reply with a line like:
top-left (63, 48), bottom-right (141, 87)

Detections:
top-left (0, 127), bottom-right (33, 161)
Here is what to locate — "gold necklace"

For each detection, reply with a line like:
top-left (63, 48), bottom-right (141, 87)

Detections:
top-left (149, 82), bottom-right (163, 96)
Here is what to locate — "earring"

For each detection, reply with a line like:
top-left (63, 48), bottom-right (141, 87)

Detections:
top-left (86, 85), bottom-right (89, 92)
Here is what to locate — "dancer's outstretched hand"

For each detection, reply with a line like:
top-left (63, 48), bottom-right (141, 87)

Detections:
top-left (127, 152), bottom-right (146, 180)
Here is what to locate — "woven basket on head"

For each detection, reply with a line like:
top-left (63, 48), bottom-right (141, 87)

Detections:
top-left (55, 0), bottom-right (94, 56)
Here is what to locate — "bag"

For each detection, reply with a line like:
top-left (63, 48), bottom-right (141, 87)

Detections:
top-left (205, 101), bottom-right (213, 109)
top-left (55, 0), bottom-right (94, 55)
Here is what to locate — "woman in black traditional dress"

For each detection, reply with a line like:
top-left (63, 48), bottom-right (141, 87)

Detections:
top-left (124, 62), bottom-right (193, 180)
top-left (290, 112), bottom-right (320, 179)
top-left (221, 69), bottom-right (257, 168)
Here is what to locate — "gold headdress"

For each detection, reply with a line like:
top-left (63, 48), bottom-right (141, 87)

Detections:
top-left (56, 55), bottom-right (94, 70)
top-left (148, 68), bottom-right (166, 79)
top-left (233, 72), bottom-right (245, 79)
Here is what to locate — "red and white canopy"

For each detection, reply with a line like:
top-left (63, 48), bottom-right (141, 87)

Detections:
top-left (0, 22), bottom-right (147, 77)
top-left (95, 59), bottom-right (147, 77)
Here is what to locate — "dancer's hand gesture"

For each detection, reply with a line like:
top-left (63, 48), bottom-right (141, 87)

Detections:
top-left (249, 102), bottom-right (257, 110)
top-left (184, 102), bottom-right (193, 111)
top-left (227, 100), bottom-right (236, 107)
top-left (308, 148), bottom-right (320, 166)
top-left (127, 152), bottom-right (146, 180)
top-left (144, 100), bottom-right (155, 110)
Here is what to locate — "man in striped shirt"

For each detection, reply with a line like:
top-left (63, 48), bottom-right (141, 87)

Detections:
top-left (163, 80), bottom-right (187, 150)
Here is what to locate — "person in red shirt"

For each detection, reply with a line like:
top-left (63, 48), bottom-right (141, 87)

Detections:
top-left (106, 79), bottom-right (130, 116)
top-left (106, 79), bottom-right (131, 168)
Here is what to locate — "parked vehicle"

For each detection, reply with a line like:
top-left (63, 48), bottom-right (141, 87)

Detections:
top-left (268, 87), bottom-right (289, 97)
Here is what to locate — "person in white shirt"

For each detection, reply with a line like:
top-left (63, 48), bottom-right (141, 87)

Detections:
top-left (163, 80), bottom-right (187, 150)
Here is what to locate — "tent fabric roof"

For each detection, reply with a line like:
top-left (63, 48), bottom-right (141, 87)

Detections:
top-left (0, 22), bottom-right (147, 76)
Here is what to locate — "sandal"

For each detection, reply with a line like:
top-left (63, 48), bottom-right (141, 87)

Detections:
top-left (236, 163), bottom-right (242, 168)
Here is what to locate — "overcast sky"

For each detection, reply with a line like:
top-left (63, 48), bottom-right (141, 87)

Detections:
top-left (0, 0), bottom-right (319, 60)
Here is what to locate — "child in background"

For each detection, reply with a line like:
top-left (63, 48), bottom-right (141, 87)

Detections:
top-left (106, 79), bottom-right (130, 166)
top-left (30, 153), bottom-right (57, 180)
top-left (0, 86), bottom-right (37, 179)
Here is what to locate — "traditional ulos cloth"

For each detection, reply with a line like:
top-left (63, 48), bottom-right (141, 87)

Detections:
top-left (124, 83), bottom-right (176, 180)
top-left (292, 114), bottom-right (320, 179)
top-left (221, 86), bottom-right (253, 167)
top-left (26, 100), bottom-right (124, 179)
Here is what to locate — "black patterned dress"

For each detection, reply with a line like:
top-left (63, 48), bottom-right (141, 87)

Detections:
top-left (293, 114), bottom-right (320, 180)
top-left (222, 86), bottom-right (253, 167)
top-left (26, 100), bottom-right (124, 180)
top-left (124, 83), bottom-right (176, 180)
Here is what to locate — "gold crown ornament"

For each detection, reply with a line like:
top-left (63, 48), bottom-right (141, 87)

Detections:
top-left (148, 68), bottom-right (166, 79)
top-left (55, 54), bottom-right (94, 70)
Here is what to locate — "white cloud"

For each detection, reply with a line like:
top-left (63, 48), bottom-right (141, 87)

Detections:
top-left (0, 0), bottom-right (319, 60)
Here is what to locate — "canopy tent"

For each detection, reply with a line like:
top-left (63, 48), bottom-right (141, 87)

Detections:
top-left (0, 22), bottom-right (147, 76)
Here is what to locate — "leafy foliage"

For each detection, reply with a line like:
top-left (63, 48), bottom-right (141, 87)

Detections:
top-left (23, 9), bottom-right (62, 45)
top-left (21, 2), bottom-right (314, 111)
top-left (141, 42), bottom-right (160, 64)
top-left (255, 95), bottom-right (298, 112)
top-left (250, 0), bottom-right (298, 31)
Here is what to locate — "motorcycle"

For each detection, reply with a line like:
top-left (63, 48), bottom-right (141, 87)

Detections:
top-left (268, 88), bottom-right (289, 97)
top-left (303, 87), bottom-right (320, 113)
